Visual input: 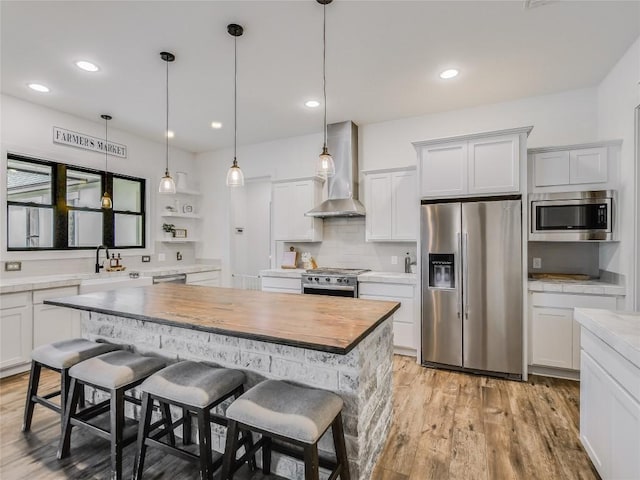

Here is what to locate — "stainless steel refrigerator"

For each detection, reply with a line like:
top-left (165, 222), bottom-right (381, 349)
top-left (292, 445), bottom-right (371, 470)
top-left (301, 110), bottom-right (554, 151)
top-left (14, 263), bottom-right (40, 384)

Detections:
top-left (421, 196), bottom-right (523, 378)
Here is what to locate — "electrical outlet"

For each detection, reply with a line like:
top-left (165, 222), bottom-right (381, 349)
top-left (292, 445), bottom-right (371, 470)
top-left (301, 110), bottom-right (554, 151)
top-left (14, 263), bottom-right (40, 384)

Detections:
top-left (158, 253), bottom-right (166, 262)
top-left (391, 256), bottom-right (398, 265)
top-left (5, 261), bottom-right (21, 271)
top-left (533, 257), bottom-right (542, 269)
top-left (141, 255), bottom-right (151, 263)
top-left (176, 251), bottom-right (182, 261)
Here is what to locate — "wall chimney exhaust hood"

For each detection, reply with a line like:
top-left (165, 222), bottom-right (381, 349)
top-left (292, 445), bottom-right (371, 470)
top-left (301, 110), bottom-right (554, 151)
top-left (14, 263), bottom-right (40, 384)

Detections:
top-left (306, 121), bottom-right (365, 217)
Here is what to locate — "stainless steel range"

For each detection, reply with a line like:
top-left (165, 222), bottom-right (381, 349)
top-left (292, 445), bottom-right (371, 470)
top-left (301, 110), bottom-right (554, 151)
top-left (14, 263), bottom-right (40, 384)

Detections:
top-left (301, 268), bottom-right (370, 297)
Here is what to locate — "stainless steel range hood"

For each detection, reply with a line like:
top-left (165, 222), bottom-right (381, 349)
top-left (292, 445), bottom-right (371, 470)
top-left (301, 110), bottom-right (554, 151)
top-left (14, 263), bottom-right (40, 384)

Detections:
top-left (306, 121), bottom-right (365, 217)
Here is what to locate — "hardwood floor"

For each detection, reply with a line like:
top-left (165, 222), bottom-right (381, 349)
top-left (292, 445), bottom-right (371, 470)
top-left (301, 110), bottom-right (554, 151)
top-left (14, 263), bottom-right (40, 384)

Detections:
top-left (0, 356), bottom-right (599, 479)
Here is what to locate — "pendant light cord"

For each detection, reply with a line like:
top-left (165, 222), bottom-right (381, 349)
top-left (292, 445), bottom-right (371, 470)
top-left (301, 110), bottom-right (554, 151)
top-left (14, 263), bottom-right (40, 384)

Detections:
top-left (104, 117), bottom-right (108, 171)
top-left (165, 57), bottom-right (169, 174)
top-left (322, 2), bottom-right (327, 148)
top-left (234, 34), bottom-right (238, 166)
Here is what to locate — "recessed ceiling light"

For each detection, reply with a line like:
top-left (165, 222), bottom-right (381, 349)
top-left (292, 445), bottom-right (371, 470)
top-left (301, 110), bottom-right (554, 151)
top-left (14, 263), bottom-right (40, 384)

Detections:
top-left (28, 83), bottom-right (50, 93)
top-left (440, 69), bottom-right (459, 79)
top-left (211, 121), bottom-right (223, 129)
top-left (305, 100), bottom-right (320, 108)
top-left (75, 60), bottom-right (99, 72)
top-left (167, 130), bottom-right (174, 138)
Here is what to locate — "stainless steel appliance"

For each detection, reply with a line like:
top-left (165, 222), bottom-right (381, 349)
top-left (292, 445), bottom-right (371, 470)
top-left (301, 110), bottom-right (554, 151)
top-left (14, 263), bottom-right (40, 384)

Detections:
top-left (529, 190), bottom-right (617, 241)
top-left (421, 196), bottom-right (523, 378)
top-left (152, 273), bottom-right (187, 284)
top-left (301, 268), bottom-right (370, 297)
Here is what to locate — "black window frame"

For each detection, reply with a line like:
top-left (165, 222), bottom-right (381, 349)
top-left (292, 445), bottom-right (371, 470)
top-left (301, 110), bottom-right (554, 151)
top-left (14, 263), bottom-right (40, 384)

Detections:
top-left (6, 153), bottom-right (146, 251)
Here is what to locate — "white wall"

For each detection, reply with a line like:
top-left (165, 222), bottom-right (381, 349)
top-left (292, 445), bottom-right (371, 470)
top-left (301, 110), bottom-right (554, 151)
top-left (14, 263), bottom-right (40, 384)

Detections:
top-left (196, 87), bottom-right (599, 285)
top-left (596, 36), bottom-right (640, 310)
top-left (0, 94), bottom-right (199, 275)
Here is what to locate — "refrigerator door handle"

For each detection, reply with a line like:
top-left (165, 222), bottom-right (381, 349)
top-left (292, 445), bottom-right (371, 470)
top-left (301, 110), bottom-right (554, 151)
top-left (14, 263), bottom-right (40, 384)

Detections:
top-left (456, 232), bottom-right (462, 319)
top-left (463, 232), bottom-right (469, 319)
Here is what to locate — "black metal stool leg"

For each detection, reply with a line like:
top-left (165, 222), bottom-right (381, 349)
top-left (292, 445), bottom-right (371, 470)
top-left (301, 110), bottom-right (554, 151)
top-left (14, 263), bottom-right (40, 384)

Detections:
top-left (110, 388), bottom-right (125, 480)
top-left (332, 414), bottom-right (350, 480)
top-left (182, 407), bottom-right (192, 445)
top-left (133, 392), bottom-right (154, 480)
top-left (303, 444), bottom-right (320, 480)
top-left (60, 368), bottom-right (71, 436)
top-left (57, 378), bottom-right (80, 459)
top-left (221, 419), bottom-right (240, 480)
top-left (22, 361), bottom-right (41, 432)
top-left (262, 436), bottom-right (272, 474)
top-left (160, 401), bottom-right (175, 446)
top-left (197, 409), bottom-right (213, 480)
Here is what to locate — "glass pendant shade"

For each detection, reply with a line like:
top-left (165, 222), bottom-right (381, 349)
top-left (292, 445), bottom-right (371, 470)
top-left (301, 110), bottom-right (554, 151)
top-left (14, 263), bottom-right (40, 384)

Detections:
top-left (159, 169), bottom-right (176, 193)
top-left (101, 191), bottom-right (112, 209)
top-left (226, 160), bottom-right (244, 187)
top-left (316, 145), bottom-right (335, 177)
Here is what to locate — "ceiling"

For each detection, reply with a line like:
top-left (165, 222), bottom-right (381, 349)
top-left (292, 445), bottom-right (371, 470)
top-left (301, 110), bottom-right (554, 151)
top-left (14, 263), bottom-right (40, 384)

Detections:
top-left (2, 1), bottom-right (639, 154)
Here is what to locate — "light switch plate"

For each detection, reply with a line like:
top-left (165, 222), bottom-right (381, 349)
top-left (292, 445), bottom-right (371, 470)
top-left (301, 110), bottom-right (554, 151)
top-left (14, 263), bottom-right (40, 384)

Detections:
top-left (141, 255), bottom-right (151, 263)
top-left (158, 253), bottom-right (166, 262)
top-left (533, 257), bottom-right (542, 269)
top-left (391, 256), bottom-right (398, 265)
top-left (5, 261), bottom-right (21, 271)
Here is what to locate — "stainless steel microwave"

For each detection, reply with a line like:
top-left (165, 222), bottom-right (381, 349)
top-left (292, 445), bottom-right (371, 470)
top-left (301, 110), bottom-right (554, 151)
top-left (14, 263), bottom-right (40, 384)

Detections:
top-left (529, 190), bottom-right (617, 241)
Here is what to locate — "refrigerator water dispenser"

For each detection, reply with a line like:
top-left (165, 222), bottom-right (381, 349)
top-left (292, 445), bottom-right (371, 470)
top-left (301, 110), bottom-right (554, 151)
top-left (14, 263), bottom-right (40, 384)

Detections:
top-left (428, 254), bottom-right (455, 289)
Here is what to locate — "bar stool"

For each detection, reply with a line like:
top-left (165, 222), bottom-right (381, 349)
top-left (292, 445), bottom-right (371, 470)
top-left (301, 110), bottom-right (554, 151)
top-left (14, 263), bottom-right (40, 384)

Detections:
top-left (23, 338), bottom-right (120, 434)
top-left (132, 360), bottom-right (257, 480)
top-left (57, 350), bottom-right (166, 480)
top-left (221, 379), bottom-right (350, 480)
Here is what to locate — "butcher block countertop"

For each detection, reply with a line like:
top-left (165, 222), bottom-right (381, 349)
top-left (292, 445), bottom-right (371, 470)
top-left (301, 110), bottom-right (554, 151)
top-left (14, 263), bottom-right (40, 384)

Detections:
top-left (45, 284), bottom-right (400, 354)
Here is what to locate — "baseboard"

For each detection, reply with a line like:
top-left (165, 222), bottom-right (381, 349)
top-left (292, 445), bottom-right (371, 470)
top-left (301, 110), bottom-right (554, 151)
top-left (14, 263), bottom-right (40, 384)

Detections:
top-left (393, 347), bottom-right (416, 357)
top-left (528, 364), bottom-right (580, 381)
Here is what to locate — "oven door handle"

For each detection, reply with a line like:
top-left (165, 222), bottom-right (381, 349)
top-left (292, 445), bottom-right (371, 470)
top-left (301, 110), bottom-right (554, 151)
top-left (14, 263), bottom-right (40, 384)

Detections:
top-left (302, 285), bottom-right (356, 292)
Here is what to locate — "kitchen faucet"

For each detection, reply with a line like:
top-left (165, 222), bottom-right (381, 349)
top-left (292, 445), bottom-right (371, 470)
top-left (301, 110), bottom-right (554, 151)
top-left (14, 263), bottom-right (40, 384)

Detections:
top-left (95, 245), bottom-right (110, 273)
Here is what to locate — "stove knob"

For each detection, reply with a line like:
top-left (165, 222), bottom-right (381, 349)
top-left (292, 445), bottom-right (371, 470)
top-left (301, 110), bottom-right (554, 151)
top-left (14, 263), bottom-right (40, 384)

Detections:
top-left (337, 278), bottom-right (342, 283)
top-left (325, 277), bottom-right (330, 282)
top-left (314, 277), bottom-right (319, 282)
top-left (307, 276), bottom-right (313, 281)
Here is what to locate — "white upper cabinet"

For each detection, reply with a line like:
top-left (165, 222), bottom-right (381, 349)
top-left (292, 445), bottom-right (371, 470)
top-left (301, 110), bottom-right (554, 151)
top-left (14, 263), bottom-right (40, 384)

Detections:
top-left (272, 177), bottom-right (323, 242)
top-left (414, 127), bottom-right (531, 199)
top-left (364, 167), bottom-right (417, 242)
top-left (529, 141), bottom-right (621, 192)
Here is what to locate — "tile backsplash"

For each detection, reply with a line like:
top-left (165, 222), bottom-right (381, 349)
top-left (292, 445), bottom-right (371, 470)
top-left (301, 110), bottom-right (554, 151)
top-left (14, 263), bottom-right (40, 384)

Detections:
top-left (284, 217), bottom-right (417, 272)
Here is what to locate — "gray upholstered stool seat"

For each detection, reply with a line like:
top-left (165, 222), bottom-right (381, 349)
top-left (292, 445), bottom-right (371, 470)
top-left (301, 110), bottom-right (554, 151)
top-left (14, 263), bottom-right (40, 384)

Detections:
top-left (59, 351), bottom-right (167, 480)
top-left (222, 380), bottom-right (350, 480)
top-left (226, 379), bottom-right (344, 444)
top-left (133, 361), bottom-right (255, 480)
top-left (31, 338), bottom-right (120, 370)
top-left (69, 350), bottom-right (166, 389)
top-left (140, 360), bottom-right (245, 408)
top-left (23, 338), bottom-right (121, 433)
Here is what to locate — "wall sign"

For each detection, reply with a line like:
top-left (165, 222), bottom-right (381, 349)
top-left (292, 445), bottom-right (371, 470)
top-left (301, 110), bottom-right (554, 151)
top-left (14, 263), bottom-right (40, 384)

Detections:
top-left (53, 126), bottom-right (127, 158)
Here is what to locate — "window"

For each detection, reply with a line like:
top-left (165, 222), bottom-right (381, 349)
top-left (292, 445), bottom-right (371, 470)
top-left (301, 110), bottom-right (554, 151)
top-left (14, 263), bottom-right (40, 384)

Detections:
top-left (6, 154), bottom-right (146, 250)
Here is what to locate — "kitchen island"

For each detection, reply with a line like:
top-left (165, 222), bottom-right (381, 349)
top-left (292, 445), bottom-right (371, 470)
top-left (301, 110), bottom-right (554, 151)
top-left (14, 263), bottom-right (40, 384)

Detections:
top-left (46, 284), bottom-right (400, 479)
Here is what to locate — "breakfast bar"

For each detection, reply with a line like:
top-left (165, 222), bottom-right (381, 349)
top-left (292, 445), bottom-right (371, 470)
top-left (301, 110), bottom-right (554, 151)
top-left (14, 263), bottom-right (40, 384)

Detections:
top-left (45, 283), bottom-right (400, 479)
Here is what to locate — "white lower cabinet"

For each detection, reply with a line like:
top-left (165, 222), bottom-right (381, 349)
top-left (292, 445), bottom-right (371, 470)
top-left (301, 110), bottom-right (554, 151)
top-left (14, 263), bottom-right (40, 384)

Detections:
top-left (529, 292), bottom-right (617, 372)
top-left (359, 282), bottom-right (416, 353)
top-left (580, 331), bottom-right (640, 480)
top-left (32, 286), bottom-right (80, 349)
top-left (0, 292), bottom-right (32, 371)
top-left (186, 271), bottom-right (221, 287)
top-left (261, 276), bottom-right (301, 294)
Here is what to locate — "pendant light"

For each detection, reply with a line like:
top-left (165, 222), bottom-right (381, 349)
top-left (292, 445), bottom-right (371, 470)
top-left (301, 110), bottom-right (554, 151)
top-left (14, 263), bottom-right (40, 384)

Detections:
top-left (158, 51), bottom-right (176, 194)
top-left (226, 23), bottom-right (245, 187)
top-left (315, 0), bottom-right (335, 177)
top-left (100, 114), bottom-right (113, 209)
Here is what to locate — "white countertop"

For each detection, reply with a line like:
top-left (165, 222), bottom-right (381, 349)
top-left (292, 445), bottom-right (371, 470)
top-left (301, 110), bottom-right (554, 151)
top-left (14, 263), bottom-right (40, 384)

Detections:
top-left (574, 308), bottom-right (640, 369)
top-left (528, 278), bottom-right (625, 296)
top-left (0, 264), bottom-right (220, 294)
top-left (259, 269), bottom-right (417, 285)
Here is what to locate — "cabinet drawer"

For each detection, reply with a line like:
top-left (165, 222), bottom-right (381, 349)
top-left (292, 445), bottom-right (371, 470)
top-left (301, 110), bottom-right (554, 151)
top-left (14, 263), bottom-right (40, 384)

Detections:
top-left (261, 277), bottom-right (301, 292)
top-left (187, 271), bottom-right (220, 284)
top-left (358, 282), bottom-right (413, 298)
top-left (0, 292), bottom-right (31, 310)
top-left (33, 286), bottom-right (78, 304)
top-left (530, 292), bottom-right (617, 309)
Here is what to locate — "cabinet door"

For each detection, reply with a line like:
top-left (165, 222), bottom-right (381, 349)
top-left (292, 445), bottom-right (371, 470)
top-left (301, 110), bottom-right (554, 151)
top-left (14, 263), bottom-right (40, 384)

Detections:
top-left (33, 304), bottom-right (80, 348)
top-left (391, 170), bottom-right (418, 241)
top-left (531, 307), bottom-right (573, 369)
top-left (419, 142), bottom-right (467, 197)
top-left (272, 183), bottom-right (291, 240)
top-left (534, 151), bottom-right (570, 186)
top-left (570, 147), bottom-right (607, 184)
top-left (365, 173), bottom-right (392, 240)
top-left (610, 374), bottom-right (640, 480)
top-left (0, 305), bottom-right (32, 370)
top-left (468, 134), bottom-right (520, 194)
